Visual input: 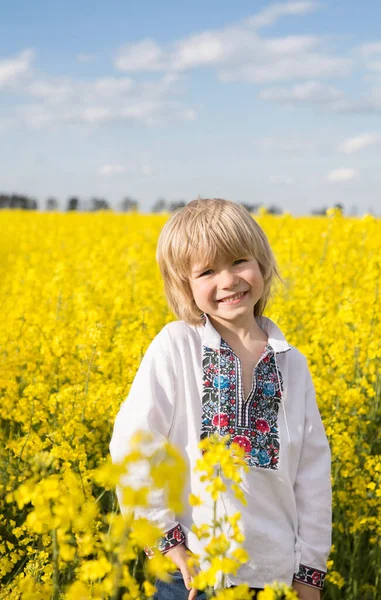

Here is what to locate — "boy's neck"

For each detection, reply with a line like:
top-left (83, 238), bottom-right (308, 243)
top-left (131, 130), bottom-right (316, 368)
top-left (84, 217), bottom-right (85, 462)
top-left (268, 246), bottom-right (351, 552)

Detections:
top-left (208, 314), bottom-right (268, 347)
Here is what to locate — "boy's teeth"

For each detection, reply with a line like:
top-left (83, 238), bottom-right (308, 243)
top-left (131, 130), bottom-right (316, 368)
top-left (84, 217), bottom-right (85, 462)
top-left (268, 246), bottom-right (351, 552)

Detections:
top-left (220, 292), bottom-right (244, 303)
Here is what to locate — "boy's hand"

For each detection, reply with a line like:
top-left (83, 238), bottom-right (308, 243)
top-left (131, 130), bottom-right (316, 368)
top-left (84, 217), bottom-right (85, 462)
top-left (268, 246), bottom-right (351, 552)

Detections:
top-left (292, 580), bottom-right (321, 600)
top-left (165, 544), bottom-right (198, 600)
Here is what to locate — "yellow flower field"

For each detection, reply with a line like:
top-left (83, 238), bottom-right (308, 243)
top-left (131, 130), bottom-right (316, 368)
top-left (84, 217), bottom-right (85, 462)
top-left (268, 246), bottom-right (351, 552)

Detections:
top-left (0, 209), bottom-right (380, 599)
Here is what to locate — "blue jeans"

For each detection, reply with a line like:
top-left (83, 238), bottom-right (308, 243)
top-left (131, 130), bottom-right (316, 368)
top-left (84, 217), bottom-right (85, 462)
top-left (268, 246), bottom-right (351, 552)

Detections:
top-left (154, 571), bottom-right (262, 599)
top-left (154, 571), bottom-right (207, 599)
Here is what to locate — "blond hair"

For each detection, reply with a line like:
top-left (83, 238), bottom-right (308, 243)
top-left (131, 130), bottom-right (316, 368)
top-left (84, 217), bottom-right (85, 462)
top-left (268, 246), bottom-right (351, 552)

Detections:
top-left (156, 198), bottom-right (283, 325)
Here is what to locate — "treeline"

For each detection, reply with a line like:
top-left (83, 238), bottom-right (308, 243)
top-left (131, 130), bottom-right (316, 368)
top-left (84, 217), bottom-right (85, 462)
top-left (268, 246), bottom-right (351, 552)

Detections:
top-left (0, 192), bottom-right (344, 215)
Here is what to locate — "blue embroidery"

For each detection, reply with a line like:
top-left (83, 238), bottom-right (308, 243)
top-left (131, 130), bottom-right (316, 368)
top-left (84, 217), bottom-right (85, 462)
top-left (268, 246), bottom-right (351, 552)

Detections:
top-left (212, 375), bottom-right (230, 389)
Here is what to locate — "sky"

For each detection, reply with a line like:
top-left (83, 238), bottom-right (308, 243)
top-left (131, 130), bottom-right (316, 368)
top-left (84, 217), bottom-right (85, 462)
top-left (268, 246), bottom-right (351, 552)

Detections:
top-left (1, 0), bottom-right (381, 215)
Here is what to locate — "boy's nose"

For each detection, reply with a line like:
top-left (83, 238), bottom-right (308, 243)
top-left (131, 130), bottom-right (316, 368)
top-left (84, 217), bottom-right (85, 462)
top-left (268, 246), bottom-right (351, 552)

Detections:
top-left (218, 269), bottom-right (238, 288)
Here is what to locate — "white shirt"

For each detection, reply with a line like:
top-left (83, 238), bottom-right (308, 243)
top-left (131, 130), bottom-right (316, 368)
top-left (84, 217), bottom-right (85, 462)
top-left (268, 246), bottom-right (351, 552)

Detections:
top-left (109, 315), bottom-right (332, 590)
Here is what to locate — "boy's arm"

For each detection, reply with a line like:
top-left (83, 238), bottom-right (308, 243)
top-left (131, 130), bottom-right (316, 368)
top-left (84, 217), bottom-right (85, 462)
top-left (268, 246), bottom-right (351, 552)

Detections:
top-left (110, 329), bottom-right (186, 553)
top-left (292, 580), bottom-right (321, 599)
top-left (292, 362), bottom-right (332, 594)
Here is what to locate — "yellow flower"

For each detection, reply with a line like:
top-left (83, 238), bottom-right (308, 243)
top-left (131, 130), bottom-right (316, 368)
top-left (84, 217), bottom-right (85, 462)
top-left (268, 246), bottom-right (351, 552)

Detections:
top-left (78, 556), bottom-right (112, 581)
top-left (231, 548), bottom-right (249, 564)
top-left (189, 493), bottom-right (202, 506)
top-left (129, 519), bottom-right (162, 548)
top-left (143, 581), bottom-right (157, 597)
top-left (65, 580), bottom-right (90, 600)
top-left (204, 534), bottom-right (230, 556)
top-left (206, 476), bottom-right (226, 501)
top-left (214, 585), bottom-right (252, 599)
top-left (146, 552), bottom-right (176, 582)
top-left (121, 486), bottom-right (149, 507)
top-left (231, 484), bottom-right (247, 506)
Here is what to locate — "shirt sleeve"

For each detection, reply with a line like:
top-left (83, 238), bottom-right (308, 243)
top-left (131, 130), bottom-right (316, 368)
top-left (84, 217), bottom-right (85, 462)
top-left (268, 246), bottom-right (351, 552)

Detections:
top-left (109, 328), bottom-right (185, 552)
top-left (293, 363), bottom-right (332, 590)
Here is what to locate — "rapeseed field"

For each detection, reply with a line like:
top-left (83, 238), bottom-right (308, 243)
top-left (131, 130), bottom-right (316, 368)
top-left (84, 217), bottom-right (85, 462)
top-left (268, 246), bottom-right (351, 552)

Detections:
top-left (0, 210), bottom-right (380, 599)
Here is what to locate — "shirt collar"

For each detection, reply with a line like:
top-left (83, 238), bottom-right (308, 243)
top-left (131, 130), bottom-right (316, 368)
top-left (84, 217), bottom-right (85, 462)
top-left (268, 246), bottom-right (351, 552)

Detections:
top-left (200, 313), bottom-right (291, 354)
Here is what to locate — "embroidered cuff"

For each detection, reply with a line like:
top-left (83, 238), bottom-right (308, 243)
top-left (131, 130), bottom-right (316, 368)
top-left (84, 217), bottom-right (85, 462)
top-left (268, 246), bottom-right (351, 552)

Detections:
top-left (144, 524), bottom-right (186, 557)
top-left (293, 564), bottom-right (326, 590)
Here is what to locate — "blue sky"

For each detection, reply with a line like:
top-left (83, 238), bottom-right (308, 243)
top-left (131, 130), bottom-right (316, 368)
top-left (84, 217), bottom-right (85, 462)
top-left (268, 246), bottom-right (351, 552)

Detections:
top-left (1, 0), bottom-right (381, 214)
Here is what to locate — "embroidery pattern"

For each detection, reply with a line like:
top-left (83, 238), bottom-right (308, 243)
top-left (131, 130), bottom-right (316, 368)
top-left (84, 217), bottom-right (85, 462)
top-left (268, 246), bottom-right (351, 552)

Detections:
top-left (144, 523), bottom-right (185, 557)
top-left (294, 564), bottom-right (326, 590)
top-left (201, 340), bottom-right (283, 469)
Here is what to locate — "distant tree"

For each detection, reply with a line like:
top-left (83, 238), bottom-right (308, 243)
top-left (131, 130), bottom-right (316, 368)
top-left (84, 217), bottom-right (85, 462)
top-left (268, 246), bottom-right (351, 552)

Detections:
top-left (241, 202), bottom-right (260, 213)
top-left (9, 195), bottom-right (23, 208)
top-left (120, 196), bottom-right (138, 212)
top-left (151, 197), bottom-right (168, 213)
top-left (266, 204), bottom-right (283, 215)
top-left (67, 197), bottom-right (79, 211)
top-left (311, 203), bottom-right (344, 216)
top-left (0, 193), bottom-right (37, 209)
top-left (91, 197), bottom-right (110, 211)
top-left (0, 194), bottom-right (10, 208)
top-left (169, 200), bottom-right (187, 212)
top-left (334, 203), bottom-right (344, 215)
top-left (46, 197), bottom-right (58, 211)
top-left (11, 194), bottom-right (37, 209)
top-left (311, 206), bottom-right (328, 215)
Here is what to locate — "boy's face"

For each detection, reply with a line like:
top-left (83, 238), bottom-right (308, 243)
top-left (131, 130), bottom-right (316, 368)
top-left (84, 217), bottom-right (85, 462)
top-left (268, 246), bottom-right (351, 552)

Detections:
top-left (189, 254), bottom-right (264, 327)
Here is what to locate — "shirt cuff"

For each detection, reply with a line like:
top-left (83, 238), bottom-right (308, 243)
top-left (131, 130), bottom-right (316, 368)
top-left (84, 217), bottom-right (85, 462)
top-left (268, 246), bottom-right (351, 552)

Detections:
top-left (144, 524), bottom-right (186, 557)
top-left (293, 564), bottom-right (326, 590)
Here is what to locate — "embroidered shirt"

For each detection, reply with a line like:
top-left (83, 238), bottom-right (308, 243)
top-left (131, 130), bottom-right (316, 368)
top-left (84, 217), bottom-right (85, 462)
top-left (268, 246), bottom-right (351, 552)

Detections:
top-left (109, 315), bottom-right (332, 590)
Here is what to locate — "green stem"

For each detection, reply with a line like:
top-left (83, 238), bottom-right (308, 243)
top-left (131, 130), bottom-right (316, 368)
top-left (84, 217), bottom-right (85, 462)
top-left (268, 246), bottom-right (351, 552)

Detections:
top-left (51, 528), bottom-right (60, 600)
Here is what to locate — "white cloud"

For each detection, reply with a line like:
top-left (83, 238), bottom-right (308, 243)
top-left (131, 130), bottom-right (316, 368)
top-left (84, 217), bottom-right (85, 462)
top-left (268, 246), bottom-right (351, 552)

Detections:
top-left (259, 82), bottom-right (381, 113)
top-left (355, 41), bottom-right (381, 81)
top-left (172, 32), bottom-right (226, 70)
top-left (327, 168), bottom-right (359, 182)
top-left (9, 72), bottom-right (194, 129)
top-left (263, 34), bottom-right (319, 54)
top-left (181, 108), bottom-right (197, 121)
top-left (27, 80), bottom-right (76, 104)
top-left (221, 53), bottom-right (351, 83)
top-left (0, 49), bottom-right (35, 89)
top-left (357, 42), bottom-right (381, 57)
top-left (259, 81), bottom-right (344, 103)
top-left (328, 92), bottom-right (381, 114)
top-left (1, 4), bottom-right (376, 129)
top-left (93, 77), bottom-right (135, 96)
top-left (27, 76), bottom-right (135, 105)
top-left (114, 3), bottom-right (350, 84)
top-left (339, 133), bottom-right (381, 153)
top-left (247, 1), bottom-right (319, 29)
top-left (115, 39), bottom-right (165, 72)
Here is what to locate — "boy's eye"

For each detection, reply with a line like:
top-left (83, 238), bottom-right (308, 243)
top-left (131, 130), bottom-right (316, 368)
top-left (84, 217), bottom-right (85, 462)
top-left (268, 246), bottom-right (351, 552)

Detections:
top-left (234, 259), bottom-right (246, 265)
top-left (200, 269), bottom-right (213, 277)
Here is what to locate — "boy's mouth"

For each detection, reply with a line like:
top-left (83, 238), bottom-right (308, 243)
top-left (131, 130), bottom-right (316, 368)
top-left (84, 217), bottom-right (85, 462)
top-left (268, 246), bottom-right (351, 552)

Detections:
top-left (217, 291), bottom-right (247, 303)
